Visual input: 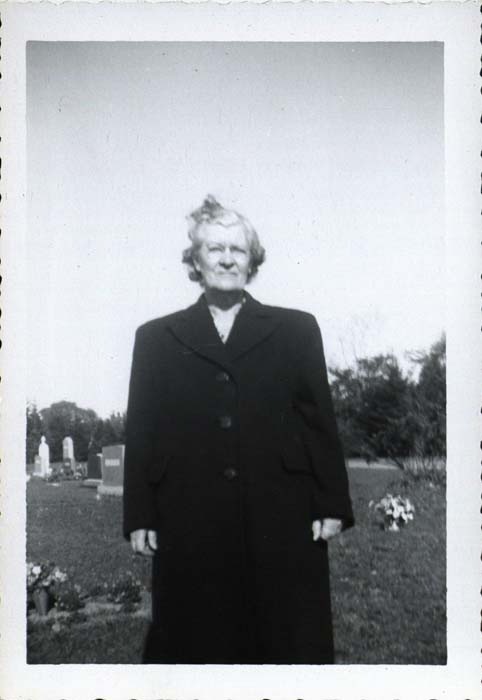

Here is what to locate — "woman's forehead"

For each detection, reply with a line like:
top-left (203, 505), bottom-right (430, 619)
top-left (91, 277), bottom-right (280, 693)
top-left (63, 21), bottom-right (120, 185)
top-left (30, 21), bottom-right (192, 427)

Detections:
top-left (198, 222), bottom-right (249, 247)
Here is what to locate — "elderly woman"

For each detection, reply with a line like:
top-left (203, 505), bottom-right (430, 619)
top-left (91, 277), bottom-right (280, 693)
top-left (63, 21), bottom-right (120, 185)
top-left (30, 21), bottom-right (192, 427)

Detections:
top-left (123, 196), bottom-right (354, 664)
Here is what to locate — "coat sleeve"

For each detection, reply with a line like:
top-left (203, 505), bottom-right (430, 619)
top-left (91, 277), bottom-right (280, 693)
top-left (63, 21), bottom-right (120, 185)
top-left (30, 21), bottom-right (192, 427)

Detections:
top-left (123, 325), bottom-right (159, 539)
top-left (296, 314), bottom-right (355, 530)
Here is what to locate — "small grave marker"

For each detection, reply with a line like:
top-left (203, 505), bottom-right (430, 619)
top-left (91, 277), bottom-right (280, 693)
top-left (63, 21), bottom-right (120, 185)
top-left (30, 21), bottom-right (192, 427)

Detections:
top-left (33, 455), bottom-right (43, 476)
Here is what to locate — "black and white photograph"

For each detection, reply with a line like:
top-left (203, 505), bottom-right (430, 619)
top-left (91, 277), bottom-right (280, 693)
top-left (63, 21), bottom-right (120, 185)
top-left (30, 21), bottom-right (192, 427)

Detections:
top-left (1, 2), bottom-right (480, 699)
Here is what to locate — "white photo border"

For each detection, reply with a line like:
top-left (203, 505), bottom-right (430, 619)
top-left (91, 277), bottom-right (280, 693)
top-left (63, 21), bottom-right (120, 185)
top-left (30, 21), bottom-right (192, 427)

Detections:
top-left (1, 2), bottom-right (480, 699)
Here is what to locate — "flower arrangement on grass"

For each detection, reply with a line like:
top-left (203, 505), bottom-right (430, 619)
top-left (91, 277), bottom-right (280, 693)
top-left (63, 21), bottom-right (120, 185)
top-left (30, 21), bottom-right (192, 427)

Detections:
top-left (44, 469), bottom-right (60, 483)
top-left (369, 493), bottom-right (415, 531)
top-left (27, 561), bottom-right (68, 592)
top-left (105, 571), bottom-right (142, 612)
top-left (27, 562), bottom-right (87, 614)
top-left (27, 561), bottom-right (69, 615)
top-left (73, 464), bottom-right (85, 481)
top-left (53, 582), bottom-right (85, 612)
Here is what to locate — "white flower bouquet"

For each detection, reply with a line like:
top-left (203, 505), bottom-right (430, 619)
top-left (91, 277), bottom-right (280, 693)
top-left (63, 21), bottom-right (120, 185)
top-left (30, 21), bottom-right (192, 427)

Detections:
top-left (27, 561), bottom-right (68, 593)
top-left (27, 561), bottom-right (69, 615)
top-left (369, 493), bottom-right (415, 531)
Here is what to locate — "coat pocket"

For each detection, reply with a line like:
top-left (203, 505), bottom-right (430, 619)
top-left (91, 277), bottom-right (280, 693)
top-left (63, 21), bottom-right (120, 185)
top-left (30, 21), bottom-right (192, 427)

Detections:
top-left (281, 438), bottom-right (313, 475)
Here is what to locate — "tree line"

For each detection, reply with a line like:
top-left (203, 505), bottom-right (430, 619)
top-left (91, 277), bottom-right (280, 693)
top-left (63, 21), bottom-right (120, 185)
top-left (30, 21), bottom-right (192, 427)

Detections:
top-left (26, 403), bottom-right (126, 464)
top-left (329, 334), bottom-right (446, 467)
top-left (26, 334), bottom-right (445, 468)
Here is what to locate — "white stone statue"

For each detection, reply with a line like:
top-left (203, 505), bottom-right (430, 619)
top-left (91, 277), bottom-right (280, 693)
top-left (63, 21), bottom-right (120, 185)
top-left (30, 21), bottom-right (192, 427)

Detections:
top-left (38, 436), bottom-right (50, 477)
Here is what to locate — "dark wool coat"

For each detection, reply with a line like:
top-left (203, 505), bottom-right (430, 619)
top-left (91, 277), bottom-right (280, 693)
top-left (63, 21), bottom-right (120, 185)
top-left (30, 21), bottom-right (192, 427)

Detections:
top-left (123, 293), bottom-right (354, 664)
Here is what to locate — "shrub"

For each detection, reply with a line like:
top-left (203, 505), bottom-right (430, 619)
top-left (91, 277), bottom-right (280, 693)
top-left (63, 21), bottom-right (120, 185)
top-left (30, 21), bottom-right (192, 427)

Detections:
top-left (398, 456), bottom-right (446, 487)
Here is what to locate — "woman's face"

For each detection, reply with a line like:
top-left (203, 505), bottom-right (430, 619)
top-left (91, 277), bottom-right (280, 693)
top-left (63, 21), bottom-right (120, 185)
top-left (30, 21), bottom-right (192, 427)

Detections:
top-left (194, 222), bottom-right (251, 292)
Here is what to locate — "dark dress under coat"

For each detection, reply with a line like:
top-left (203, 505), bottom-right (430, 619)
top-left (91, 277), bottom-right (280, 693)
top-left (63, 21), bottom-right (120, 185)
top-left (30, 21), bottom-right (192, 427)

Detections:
top-left (123, 292), bottom-right (354, 664)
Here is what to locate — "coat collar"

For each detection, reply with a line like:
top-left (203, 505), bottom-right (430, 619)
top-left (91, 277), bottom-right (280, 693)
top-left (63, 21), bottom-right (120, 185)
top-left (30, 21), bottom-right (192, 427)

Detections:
top-left (168, 292), bottom-right (281, 370)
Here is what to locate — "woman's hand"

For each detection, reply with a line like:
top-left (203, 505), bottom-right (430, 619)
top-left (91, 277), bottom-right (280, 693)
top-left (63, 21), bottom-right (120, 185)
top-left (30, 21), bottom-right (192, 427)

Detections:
top-left (130, 529), bottom-right (158, 556)
top-left (312, 518), bottom-right (343, 542)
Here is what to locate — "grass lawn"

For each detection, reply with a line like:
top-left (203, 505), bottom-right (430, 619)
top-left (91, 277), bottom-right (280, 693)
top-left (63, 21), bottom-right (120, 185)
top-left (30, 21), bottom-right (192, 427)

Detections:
top-left (26, 467), bottom-right (446, 664)
top-left (330, 468), bottom-right (446, 664)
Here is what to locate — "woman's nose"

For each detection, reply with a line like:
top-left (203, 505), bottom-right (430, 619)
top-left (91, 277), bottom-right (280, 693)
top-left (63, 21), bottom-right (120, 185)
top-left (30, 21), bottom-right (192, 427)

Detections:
top-left (220, 250), bottom-right (234, 265)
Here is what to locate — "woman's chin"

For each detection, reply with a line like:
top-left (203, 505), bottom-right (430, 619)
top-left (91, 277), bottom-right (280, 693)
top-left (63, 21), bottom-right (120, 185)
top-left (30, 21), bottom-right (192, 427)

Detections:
top-left (209, 281), bottom-right (245, 293)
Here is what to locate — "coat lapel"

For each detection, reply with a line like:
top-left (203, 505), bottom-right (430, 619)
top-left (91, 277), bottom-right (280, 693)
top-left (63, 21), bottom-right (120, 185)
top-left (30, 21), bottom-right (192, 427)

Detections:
top-left (168, 293), bottom-right (281, 369)
top-left (168, 295), bottom-right (231, 370)
top-left (225, 293), bottom-right (281, 361)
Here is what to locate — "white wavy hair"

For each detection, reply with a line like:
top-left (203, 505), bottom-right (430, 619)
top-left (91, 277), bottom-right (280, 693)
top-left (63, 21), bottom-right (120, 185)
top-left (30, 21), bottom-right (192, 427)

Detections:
top-left (182, 195), bottom-right (266, 283)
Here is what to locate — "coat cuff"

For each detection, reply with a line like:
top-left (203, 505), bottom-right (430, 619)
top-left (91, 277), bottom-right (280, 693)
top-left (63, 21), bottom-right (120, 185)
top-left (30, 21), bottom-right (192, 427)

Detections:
top-left (311, 492), bottom-right (355, 531)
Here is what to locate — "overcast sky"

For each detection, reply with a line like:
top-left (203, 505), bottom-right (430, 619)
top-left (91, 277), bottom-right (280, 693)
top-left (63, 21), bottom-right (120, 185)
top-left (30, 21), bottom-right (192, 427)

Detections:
top-left (26, 41), bottom-right (444, 417)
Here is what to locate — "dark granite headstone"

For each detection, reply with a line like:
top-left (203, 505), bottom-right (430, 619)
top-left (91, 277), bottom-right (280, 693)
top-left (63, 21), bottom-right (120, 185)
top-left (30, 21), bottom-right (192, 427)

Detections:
top-left (98, 444), bottom-right (125, 495)
top-left (87, 453), bottom-right (103, 480)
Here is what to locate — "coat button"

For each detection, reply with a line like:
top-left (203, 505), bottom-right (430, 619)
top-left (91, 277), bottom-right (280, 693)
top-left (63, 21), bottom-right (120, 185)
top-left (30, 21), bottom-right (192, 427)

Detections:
top-left (218, 415), bottom-right (233, 429)
top-left (223, 467), bottom-right (238, 480)
top-left (216, 371), bottom-right (231, 382)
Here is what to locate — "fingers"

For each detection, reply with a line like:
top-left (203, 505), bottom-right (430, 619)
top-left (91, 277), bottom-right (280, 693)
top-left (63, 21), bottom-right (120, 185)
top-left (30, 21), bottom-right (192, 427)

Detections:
top-left (130, 529), bottom-right (148, 554)
top-left (130, 529), bottom-right (157, 557)
top-left (312, 518), bottom-right (343, 542)
top-left (312, 519), bottom-right (322, 541)
top-left (320, 518), bottom-right (343, 541)
top-left (147, 530), bottom-right (158, 551)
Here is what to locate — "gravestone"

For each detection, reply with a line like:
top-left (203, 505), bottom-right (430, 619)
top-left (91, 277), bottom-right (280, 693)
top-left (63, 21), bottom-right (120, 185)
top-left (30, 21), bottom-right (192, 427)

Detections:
top-left (62, 436), bottom-right (75, 474)
top-left (33, 455), bottom-right (43, 476)
top-left (37, 436), bottom-right (50, 477)
top-left (98, 444), bottom-right (125, 496)
top-left (62, 436), bottom-right (74, 460)
top-left (87, 452), bottom-right (103, 480)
